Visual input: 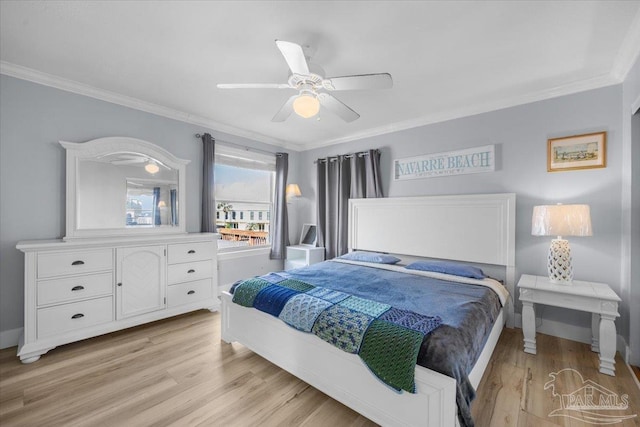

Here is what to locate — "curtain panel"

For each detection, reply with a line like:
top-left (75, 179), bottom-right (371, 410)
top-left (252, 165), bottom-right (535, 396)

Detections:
top-left (201, 133), bottom-right (216, 232)
top-left (317, 149), bottom-right (383, 259)
top-left (270, 152), bottom-right (289, 259)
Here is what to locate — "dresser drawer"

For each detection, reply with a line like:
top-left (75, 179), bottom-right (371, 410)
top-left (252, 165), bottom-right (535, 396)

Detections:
top-left (37, 296), bottom-right (113, 338)
top-left (38, 249), bottom-right (112, 278)
top-left (37, 272), bottom-right (113, 306)
top-left (168, 242), bottom-right (215, 264)
top-left (167, 279), bottom-right (213, 308)
top-left (168, 260), bottom-right (213, 285)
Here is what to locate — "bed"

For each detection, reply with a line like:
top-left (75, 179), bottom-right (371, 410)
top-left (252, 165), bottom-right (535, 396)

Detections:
top-left (221, 193), bottom-right (516, 427)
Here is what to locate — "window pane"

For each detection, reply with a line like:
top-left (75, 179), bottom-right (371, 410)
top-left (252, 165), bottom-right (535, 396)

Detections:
top-left (215, 163), bottom-right (274, 249)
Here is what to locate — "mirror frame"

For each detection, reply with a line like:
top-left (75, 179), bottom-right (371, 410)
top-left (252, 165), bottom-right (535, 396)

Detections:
top-left (61, 137), bottom-right (190, 240)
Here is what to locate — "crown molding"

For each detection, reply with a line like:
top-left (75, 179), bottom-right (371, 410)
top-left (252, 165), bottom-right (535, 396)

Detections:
top-left (303, 73), bottom-right (620, 150)
top-left (0, 61), bottom-right (621, 153)
top-left (0, 61), bottom-right (304, 152)
top-left (611, 8), bottom-right (640, 81)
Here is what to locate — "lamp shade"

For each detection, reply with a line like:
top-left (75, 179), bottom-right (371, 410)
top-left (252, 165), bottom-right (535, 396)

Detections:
top-left (293, 94), bottom-right (320, 118)
top-left (286, 183), bottom-right (302, 198)
top-left (531, 204), bottom-right (592, 237)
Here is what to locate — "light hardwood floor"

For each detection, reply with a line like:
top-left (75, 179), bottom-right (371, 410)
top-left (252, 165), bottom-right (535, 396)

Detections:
top-left (0, 310), bottom-right (638, 426)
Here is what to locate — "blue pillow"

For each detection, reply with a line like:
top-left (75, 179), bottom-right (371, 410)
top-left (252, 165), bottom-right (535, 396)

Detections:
top-left (338, 251), bottom-right (401, 265)
top-left (405, 260), bottom-right (485, 279)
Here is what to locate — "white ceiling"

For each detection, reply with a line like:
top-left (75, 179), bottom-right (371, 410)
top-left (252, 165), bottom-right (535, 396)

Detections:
top-left (1, 1), bottom-right (639, 151)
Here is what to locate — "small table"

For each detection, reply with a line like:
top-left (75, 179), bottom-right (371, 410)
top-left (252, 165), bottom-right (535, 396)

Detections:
top-left (518, 274), bottom-right (621, 376)
top-left (284, 245), bottom-right (325, 270)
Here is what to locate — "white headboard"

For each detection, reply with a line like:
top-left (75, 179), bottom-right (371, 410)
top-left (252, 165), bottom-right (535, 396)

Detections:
top-left (348, 193), bottom-right (516, 326)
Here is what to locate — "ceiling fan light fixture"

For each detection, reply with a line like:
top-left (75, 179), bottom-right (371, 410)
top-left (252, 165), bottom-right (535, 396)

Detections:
top-left (145, 161), bottom-right (160, 174)
top-left (293, 93), bottom-right (320, 118)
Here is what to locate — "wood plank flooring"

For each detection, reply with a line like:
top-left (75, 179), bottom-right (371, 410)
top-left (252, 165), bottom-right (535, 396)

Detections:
top-left (0, 310), bottom-right (638, 426)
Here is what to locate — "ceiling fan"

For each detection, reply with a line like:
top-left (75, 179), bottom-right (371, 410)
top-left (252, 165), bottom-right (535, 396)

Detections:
top-left (106, 153), bottom-right (168, 174)
top-left (217, 40), bottom-right (393, 122)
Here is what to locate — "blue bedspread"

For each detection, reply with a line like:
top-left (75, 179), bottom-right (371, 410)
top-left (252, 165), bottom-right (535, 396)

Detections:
top-left (232, 276), bottom-right (442, 393)
top-left (232, 261), bottom-right (502, 427)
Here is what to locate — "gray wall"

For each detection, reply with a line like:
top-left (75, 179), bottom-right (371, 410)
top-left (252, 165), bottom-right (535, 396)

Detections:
top-left (298, 85), bottom-right (631, 351)
top-left (0, 75), bottom-right (297, 337)
top-left (622, 52), bottom-right (640, 365)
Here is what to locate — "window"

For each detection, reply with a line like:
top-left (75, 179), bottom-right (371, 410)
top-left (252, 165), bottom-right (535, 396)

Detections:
top-left (215, 145), bottom-right (275, 250)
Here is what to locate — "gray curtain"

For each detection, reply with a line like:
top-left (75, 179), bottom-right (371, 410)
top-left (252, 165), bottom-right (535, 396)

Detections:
top-left (270, 153), bottom-right (289, 259)
top-left (201, 133), bottom-right (216, 232)
top-left (153, 187), bottom-right (161, 225)
top-left (317, 149), bottom-right (383, 259)
top-left (350, 149), bottom-right (383, 198)
top-left (170, 189), bottom-right (177, 226)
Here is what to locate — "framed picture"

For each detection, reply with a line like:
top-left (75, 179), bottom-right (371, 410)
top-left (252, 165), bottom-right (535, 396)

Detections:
top-left (299, 224), bottom-right (317, 246)
top-left (547, 131), bottom-right (606, 172)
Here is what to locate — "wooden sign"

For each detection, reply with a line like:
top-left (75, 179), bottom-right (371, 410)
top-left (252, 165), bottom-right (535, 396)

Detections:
top-left (394, 144), bottom-right (495, 180)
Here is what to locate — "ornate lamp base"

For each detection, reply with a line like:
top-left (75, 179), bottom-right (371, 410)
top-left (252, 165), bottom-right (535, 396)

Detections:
top-left (548, 238), bottom-right (573, 284)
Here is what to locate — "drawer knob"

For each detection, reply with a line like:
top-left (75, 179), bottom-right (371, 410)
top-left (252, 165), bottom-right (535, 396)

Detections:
top-left (188, 290), bottom-right (196, 295)
top-left (71, 260), bottom-right (85, 266)
top-left (117, 283), bottom-right (122, 287)
top-left (71, 313), bottom-right (84, 319)
top-left (188, 250), bottom-right (196, 254)
top-left (71, 285), bottom-right (85, 291)
top-left (187, 269), bottom-right (195, 274)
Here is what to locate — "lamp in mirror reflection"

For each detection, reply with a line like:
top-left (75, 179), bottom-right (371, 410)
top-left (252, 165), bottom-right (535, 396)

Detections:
top-left (145, 161), bottom-right (160, 174)
top-left (531, 204), bottom-right (592, 285)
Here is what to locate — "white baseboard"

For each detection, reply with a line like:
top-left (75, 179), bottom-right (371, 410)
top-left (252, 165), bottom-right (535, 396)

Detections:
top-left (0, 327), bottom-right (22, 350)
top-left (514, 313), bottom-right (628, 360)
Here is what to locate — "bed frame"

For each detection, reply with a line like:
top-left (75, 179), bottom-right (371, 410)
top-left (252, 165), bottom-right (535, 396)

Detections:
top-left (221, 193), bottom-right (516, 426)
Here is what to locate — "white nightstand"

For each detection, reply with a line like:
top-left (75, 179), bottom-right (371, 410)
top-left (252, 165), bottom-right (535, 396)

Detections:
top-left (518, 274), bottom-right (621, 376)
top-left (284, 245), bottom-right (325, 270)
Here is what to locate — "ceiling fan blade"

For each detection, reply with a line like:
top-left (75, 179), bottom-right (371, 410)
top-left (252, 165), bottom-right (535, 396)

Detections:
top-left (323, 73), bottom-right (393, 91)
top-left (272, 95), bottom-right (298, 122)
top-left (275, 40), bottom-right (310, 75)
top-left (318, 93), bottom-right (360, 122)
top-left (217, 83), bottom-right (290, 89)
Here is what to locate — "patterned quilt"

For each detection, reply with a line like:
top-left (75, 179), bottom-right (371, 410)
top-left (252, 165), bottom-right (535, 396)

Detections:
top-left (232, 276), bottom-right (442, 393)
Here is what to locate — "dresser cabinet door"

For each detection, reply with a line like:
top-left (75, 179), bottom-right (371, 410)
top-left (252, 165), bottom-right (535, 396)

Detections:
top-left (116, 246), bottom-right (166, 319)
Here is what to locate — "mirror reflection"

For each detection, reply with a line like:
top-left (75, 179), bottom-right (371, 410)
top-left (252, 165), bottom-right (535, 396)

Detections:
top-left (76, 152), bottom-right (179, 230)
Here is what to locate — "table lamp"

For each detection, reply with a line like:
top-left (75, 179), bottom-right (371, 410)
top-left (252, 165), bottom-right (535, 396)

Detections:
top-left (531, 204), bottom-right (592, 285)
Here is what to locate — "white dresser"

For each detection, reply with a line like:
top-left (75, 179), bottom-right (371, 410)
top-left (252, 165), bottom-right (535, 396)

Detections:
top-left (16, 233), bottom-right (218, 363)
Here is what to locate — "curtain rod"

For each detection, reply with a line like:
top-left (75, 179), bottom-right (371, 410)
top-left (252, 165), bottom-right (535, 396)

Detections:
top-left (195, 133), bottom-right (283, 157)
top-left (314, 149), bottom-right (379, 164)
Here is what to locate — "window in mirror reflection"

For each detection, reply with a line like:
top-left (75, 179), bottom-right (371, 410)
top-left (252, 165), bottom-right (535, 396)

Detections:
top-left (126, 180), bottom-right (178, 227)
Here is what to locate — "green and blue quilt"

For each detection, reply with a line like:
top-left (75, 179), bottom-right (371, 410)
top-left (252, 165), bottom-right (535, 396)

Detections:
top-left (232, 276), bottom-right (442, 393)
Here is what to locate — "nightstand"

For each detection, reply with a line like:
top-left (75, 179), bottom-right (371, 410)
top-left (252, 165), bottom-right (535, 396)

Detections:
top-left (518, 274), bottom-right (621, 376)
top-left (284, 245), bottom-right (325, 270)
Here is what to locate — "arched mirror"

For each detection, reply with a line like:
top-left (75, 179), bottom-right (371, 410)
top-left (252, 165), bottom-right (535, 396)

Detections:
top-left (61, 137), bottom-right (190, 240)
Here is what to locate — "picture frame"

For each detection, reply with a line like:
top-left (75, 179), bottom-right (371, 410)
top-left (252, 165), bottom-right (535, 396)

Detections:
top-left (547, 131), bottom-right (606, 172)
top-left (299, 223), bottom-right (317, 246)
